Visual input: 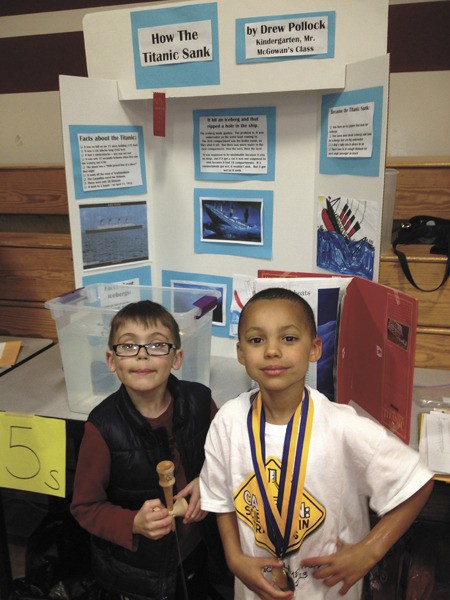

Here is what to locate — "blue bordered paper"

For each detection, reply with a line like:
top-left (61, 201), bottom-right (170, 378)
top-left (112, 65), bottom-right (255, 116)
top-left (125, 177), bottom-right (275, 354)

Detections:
top-left (193, 107), bottom-right (276, 181)
top-left (194, 188), bottom-right (273, 259)
top-left (319, 87), bottom-right (384, 177)
top-left (80, 201), bottom-right (149, 270)
top-left (236, 11), bottom-right (335, 64)
top-left (82, 265), bottom-right (152, 287)
top-left (130, 3), bottom-right (220, 89)
top-left (69, 125), bottom-right (147, 200)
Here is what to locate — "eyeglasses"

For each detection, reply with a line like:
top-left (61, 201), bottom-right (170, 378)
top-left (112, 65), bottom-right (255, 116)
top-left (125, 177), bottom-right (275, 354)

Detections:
top-left (112, 342), bottom-right (178, 357)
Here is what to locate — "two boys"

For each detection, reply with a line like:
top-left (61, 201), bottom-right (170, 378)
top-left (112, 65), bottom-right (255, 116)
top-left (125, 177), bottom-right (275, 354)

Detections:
top-left (72, 288), bottom-right (433, 600)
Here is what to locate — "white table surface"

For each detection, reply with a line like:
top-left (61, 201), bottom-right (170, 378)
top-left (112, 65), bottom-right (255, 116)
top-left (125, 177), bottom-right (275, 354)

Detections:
top-left (410, 367), bottom-right (450, 451)
top-left (0, 342), bottom-right (448, 447)
top-left (0, 344), bottom-right (253, 421)
top-left (0, 336), bottom-right (53, 376)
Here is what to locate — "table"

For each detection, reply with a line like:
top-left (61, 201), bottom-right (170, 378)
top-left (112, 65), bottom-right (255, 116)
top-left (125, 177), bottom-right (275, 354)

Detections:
top-left (0, 336), bottom-right (53, 377)
top-left (0, 337), bottom-right (52, 599)
top-left (411, 367), bottom-right (450, 449)
top-left (0, 344), bottom-right (252, 419)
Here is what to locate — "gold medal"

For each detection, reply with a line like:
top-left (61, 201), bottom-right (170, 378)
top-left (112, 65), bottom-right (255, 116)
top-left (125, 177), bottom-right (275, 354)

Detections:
top-left (246, 388), bottom-right (314, 571)
top-left (272, 565), bottom-right (295, 591)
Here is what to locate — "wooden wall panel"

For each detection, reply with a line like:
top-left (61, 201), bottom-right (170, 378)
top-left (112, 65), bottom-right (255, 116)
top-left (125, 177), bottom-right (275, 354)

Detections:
top-left (380, 158), bottom-right (450, 370)
top-left (415, 328), bottom-right (450, 369)
top-left (0, 167), bottom-right (68, 215)
top-left (385, 158), bottom-right (450, 221)
top-left (0, 166), bottom-right (74, 339)
top-left (0, 302), bottom-right (58, 340)
top-left (0, 244), bottom-right (75, 302)
top-left (379, 250), bottom-right (450, 328)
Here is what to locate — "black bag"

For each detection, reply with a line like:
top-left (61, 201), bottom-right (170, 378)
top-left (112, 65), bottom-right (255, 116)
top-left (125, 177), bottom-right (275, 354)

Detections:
top-left (392, 215), bottom-right (450, 292)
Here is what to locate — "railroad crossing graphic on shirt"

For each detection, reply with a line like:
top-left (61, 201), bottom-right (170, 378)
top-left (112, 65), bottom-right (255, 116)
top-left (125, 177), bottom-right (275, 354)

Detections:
top-left (234, 456), bottom-right (326, 555)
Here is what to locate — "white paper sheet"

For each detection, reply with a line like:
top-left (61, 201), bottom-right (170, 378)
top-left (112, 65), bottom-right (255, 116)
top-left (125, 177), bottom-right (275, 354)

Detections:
top-left (420, 411), bottom-right (450, 474)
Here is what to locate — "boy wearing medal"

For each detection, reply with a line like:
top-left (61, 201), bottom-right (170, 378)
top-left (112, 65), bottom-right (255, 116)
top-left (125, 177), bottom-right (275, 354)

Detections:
top-left (200, 287), bottom-right (433, 599)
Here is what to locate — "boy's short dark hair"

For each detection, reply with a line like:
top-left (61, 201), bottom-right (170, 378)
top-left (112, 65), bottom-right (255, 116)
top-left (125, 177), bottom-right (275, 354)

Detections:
top-left (108, 300), bottom-right (181, 349)
top-left (238, 287), bottom-right (317, 339)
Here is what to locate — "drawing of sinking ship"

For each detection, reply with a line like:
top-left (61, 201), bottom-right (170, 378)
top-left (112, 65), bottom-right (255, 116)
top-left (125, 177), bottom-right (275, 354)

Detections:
top-left (203, 202), bottom-right (260, 241)
top-left (321, 197), bottom-right (363, 240)
top-left (318, 196), bottom-right (374, 279)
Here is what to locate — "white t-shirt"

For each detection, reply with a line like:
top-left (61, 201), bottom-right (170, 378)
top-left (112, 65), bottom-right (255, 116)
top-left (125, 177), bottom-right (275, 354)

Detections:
top-left (200, 388), bottom-right (432, 599)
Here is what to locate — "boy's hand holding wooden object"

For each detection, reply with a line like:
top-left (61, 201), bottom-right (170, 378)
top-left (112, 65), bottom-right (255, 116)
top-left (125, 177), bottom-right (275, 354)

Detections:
top-left (157, 460), bottom-right (188, 528)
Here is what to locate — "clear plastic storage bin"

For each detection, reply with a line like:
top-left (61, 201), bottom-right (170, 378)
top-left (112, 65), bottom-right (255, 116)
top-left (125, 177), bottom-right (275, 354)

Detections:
top-left (45, 284), bottom-right (219, 415)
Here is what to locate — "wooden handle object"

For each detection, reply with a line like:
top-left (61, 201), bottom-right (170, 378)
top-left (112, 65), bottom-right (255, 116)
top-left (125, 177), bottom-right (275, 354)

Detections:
top-left (156, 460), bottom-right (188, 527)
top-left (157, 460), bottom-right (175, 512)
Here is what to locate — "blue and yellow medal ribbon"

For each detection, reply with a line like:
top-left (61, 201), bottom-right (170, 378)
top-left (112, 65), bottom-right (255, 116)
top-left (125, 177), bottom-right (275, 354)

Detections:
top-left (247, 388), bottom-right (314, 558)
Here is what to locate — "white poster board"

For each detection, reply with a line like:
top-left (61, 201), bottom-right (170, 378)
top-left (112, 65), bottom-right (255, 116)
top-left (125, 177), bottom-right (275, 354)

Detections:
top-left (59, 0), bottom-right (389, 358)
top-left (315, 55), bottom-right (390, 282)
top-left (83, 0), bottom-right (388, 100)
top-left (59, 76), bottom-right (154, 287)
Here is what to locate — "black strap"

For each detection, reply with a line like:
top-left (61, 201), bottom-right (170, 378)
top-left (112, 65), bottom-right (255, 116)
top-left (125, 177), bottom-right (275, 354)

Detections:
top-left (393, 235), bottom-right (450, 292)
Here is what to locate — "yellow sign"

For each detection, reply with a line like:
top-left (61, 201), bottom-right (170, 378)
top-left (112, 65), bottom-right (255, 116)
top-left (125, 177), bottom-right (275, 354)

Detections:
top-left (0, 412), bottom-right (66, 497)
top-left (234, 456), bottom-right (326, 555)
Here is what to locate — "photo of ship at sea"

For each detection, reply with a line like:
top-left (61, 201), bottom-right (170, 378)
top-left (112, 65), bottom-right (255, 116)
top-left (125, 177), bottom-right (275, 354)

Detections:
top-left (80, 201), bottom-right (149, 270)
top-left (201, 198), bottom-right (263, 244)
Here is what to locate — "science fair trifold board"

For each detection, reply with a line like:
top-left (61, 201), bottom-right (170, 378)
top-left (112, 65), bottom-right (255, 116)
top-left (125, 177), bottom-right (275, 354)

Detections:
top-left (59, 0), bottom-right (391, 360)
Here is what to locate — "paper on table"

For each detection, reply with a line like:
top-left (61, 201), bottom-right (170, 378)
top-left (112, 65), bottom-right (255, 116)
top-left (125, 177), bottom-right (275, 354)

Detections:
top-left (0, 340), bottom-right (22, 366)
top-left (419, 411), bottom-right (450, 474)
top-left (419, 415), bottom-right (428, 464)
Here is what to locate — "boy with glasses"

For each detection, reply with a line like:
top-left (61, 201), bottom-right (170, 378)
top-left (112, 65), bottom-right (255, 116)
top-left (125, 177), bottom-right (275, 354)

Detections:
top-left (71, 300), bottom-right (230, 600)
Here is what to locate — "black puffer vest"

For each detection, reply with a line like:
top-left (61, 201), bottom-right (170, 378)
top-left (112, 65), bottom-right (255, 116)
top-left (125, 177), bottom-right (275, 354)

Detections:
top-left (88, 374), bottom-right (213, 600)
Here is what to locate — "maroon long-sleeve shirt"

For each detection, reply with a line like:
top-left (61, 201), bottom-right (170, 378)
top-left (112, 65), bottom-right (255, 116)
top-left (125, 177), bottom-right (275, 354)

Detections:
top-left (71, 397), bottom-right (217, 557)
